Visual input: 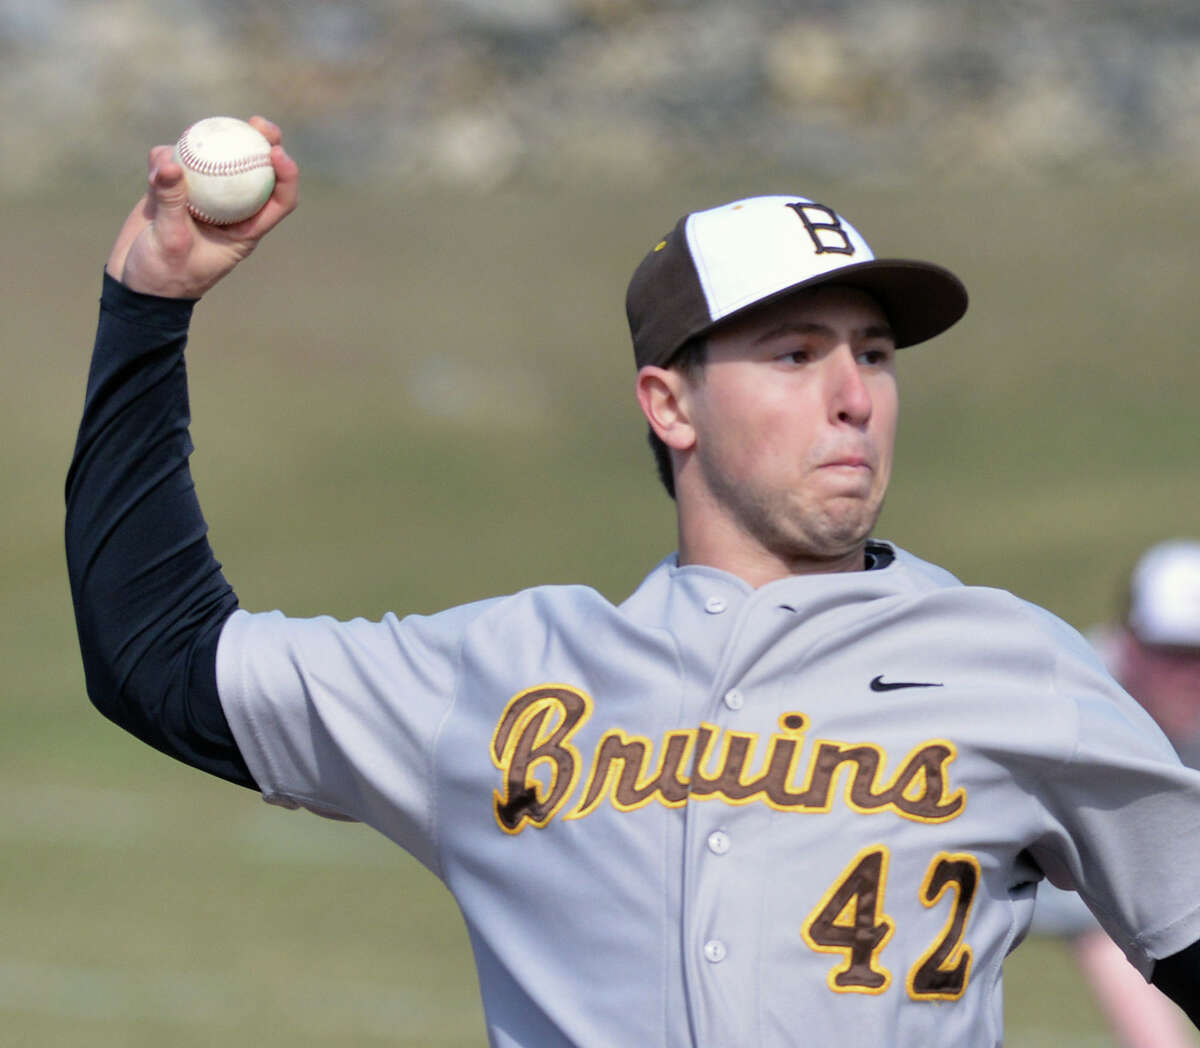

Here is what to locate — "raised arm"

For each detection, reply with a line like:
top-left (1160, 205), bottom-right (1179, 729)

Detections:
top-left (66, 119), bottom-right (298, 787)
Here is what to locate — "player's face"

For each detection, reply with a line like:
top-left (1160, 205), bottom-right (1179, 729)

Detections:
top-left (678, 285), bottom-right (898, 576)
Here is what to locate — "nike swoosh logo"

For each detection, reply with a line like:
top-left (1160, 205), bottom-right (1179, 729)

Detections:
top-left (870, 675), bottom-right (944, 692)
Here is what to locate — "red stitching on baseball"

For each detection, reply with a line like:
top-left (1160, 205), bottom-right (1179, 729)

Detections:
top-left (185, 202), bottom-right (238, 226)
top-left (177, 126), bottom-right (272, 177)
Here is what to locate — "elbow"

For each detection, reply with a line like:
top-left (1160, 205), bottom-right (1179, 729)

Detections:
top-left (73, 610), bottom-right (141, 733)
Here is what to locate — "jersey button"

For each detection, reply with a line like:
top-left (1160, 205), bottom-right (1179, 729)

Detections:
top-left (707, 830), bottom-right (731, 855)
top-left (723, 689), bottom-right (744, 711)
top-left (704, 596), bottom-right (728, 614)
top-left (703, 939), bottom-right (727, 963)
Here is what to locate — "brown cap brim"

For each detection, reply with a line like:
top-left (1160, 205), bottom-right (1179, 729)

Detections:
top-left (705, 257), bottom-right (970, 352)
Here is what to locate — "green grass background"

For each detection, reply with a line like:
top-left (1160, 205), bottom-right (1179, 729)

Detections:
top-left (3, 170), bottom-right (1198, 1045)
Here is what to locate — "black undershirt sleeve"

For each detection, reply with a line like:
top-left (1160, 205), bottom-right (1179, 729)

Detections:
top-left (65, 272), bottom-right (255, 789)
top-left (1151, 938), bottom-right (1200, 1027)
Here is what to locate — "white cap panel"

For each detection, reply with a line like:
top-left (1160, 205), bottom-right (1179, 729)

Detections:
top-left (684, 196), bottom-right (876, 322)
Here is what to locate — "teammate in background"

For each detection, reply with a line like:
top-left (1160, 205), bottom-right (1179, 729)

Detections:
top-left (1032, 540), bottom-right (1200, 1048)
top-left (66, 118), bottom-right (1200, 1046)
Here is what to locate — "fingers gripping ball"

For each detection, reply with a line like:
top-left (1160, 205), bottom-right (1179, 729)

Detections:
top-left (172, 117), bottom-right (276, 225)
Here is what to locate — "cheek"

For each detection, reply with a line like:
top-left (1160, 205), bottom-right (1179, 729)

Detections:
top-left (717, 415), bottom-right (778, 479)
top-left (871, 381), bottom-right (899, 455)
top-left (741, 402), bottom-right (821, 476)
top-left (701, 381), bottom-right (781, 462)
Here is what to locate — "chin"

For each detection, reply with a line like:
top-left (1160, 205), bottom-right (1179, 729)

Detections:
top-left (795, 507), bottom-right (880, 559)
top-left (768, 526), bottom-right (867, 566)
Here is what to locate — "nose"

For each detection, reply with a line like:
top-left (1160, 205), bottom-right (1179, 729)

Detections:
top-left (826, 347), bottom-right (872, 427)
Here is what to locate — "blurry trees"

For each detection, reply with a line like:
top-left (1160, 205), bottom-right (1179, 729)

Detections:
top-left (3, 0), bottom-right (1198, 191)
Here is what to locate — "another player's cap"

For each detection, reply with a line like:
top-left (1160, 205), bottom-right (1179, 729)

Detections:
top-left (1125, 540), bottom-right (1200, 648)
top-left (626, 194), bottom-right (969, 368)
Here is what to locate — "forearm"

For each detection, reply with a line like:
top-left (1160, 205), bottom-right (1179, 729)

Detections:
top-left (65, 273), bottom-right (254, 788)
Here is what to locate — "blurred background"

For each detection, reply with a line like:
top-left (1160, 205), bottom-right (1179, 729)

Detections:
top-left (4, 1), bottom-right (1199, 1044)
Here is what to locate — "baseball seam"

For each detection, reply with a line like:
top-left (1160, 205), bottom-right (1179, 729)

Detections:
top-left (176, 131), bottom-right (272, 176)
top-left (186, 203), bottom-right (237, 226)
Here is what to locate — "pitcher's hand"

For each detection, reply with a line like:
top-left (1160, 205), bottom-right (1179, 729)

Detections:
top-left (105, 116), bottom-right (299, 299)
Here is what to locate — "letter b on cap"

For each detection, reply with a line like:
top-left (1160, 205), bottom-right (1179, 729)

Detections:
top-left (786, 202), bottom-right (855, 256)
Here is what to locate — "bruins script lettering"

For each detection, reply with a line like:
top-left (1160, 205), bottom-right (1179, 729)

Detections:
top-left (491, 685), bottom-right (966, 834)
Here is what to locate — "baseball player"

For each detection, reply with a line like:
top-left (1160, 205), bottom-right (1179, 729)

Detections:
top-left (1032, 540), bottom-right (1200, 1047)
top-left (67, 118), bottom-right (1200, 1046)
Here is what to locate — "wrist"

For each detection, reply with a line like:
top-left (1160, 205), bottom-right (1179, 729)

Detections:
top-left (106, 260), bottom-right (211, 301)
top-left (100, 270), bottom-right (199, 326)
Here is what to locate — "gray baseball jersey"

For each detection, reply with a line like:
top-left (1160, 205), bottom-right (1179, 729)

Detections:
top-left (1031, 626), bottom-right (1200, 941)
top-left (216, 543), bottom-right (1200, 1047)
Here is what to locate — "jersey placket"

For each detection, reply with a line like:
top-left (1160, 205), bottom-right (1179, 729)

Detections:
top-left (675, 581), bottom-right (800, 1047)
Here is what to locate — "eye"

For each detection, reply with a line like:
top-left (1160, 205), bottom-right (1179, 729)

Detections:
top-left (778, 348), bottom-right (814, 365)
top-left (857, 346), bottom-right (895, 366)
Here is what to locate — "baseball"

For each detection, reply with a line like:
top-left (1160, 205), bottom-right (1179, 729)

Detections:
top-left (172, 117), bottom-right (276, 225)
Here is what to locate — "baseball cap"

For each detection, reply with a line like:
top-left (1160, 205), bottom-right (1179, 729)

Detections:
top-left (1126, 540), bottom-right (1200, 648)
top-left (626, 195), bottom-right (969, 368)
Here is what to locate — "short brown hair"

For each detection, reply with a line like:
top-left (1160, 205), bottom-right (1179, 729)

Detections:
top-left (647, 336), bottom-right (707, 500)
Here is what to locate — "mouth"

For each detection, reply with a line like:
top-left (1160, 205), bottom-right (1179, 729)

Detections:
top-left (820, 456), bottom-right (872, 470)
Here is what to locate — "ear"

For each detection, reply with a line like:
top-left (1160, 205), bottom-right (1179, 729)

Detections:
top-left (636, 365), bottom-right (696, 452)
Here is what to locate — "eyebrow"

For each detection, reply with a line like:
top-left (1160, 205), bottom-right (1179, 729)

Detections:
top-left (752, 321), bottom-right (896, 344)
